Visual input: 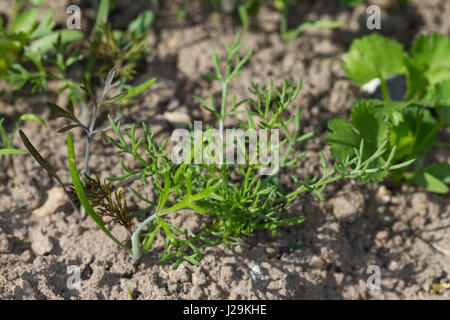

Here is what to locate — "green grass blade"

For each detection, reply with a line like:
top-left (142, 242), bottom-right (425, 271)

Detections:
top-left (0, 148), bottom-right (26, 155)
top-left (238, 5), bottom-right (249, 29)
top-left (116, 78), bottom-right (156, 104)
top-left (19, 130), bottom-right (62, 183)
top-left (284, 20), bottom-right (344, 42)
top-left (18, 113), bottom-right (46, 126)
top-left (67, 133), bottom-right (131, 253)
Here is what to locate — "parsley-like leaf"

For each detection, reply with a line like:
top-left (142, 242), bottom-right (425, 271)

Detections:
top-left (327, 100), bottom-right (389, 182)
top-left (410, 33), bottom-right (450, 86)
top-left (342, 33), bottom-right (406, 85)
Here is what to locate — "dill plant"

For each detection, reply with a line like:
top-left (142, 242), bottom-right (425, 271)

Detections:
top-left (20, 67), bottom-right (155, 215)
top-left (63, 34), bottom-right (413, 268)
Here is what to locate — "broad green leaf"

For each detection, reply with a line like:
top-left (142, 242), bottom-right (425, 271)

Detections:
top-left (30, 9), bottom-right (55, 39)
top-left (327, 100), bottom-right (389, 181)
top-left (350, 100), bottom-right (389, 152)
top-left (423, 163), bottom-right (450, 184)
top-left (128, 10), bottom-right (154, 39)
top-left (404, 56), bottom-right (429, 100)
top-left (0, 38), bottom-right (24, 76)
top-left (29, 30), bottom-right (83, 55)
top-left (367, 99), bottom-right (410, 126)
top-left (405, 170), bottom-right (448, 194)
top-left (327, 117), bottom-right (360, 162)
top-left (410, 33), bottom-right (450, 86)
top-left (11, 8), bottom-right (39, 34)
top-left (351, 101), bottom-right (389, 182)
top-left (426, 80), bottom-right (450, 125)
top-left (388, 119), bottom-right (415, 162)
top-left (390, 107), bottom-right (437, 161)
top-left (343, 33), bottom-right (406, 85)
top-left (410, 108), bottom-right (439, 159)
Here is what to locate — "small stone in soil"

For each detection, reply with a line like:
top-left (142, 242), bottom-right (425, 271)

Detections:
top-left (0, 232), bottom-right (13, 253)
top-left (310, 255), bottom-right (327, 270)
top-left (32, 186), bottom-right (66, 217)
top-left (329, 195), bottom-right (363, 222)
top-left (163, 111), bottom-right (191, 128)
top-left (30, 229), bottom-right (54, 256)
top-left (192, 271), bottom-right (207, 287)
top-left (376, 185), bottom-right (391, 203)
top-left (249, 263), bottom-right (261, 278)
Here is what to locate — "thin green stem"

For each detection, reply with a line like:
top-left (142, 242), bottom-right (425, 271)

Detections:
top-left (380, 77), bottom-right (391, 101)
top-left (10, 0), bottom-right (21, 30)
top-left (285, 169), bottom-right (344, 201)
top-left (94, 0), bottom-right (110, 33)
top-left (280, 0), bottom-right (289, 39)
top-left (281, 142), bottom-right (295, 166)
top-left (219, 81), bottom-right (228, 136)
top-left (131, 212), bottom-right (158, 260)
top-left (83, 135), bottom-right (92, 178)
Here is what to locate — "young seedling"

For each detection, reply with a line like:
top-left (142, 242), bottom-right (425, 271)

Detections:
top-left (2, 0), bottom-right (155, 125)
top-left (329, 33), bottom-right (450, 193)
top-left (88, 3), bottom-right (154, 82)
top-left (1, 0), bottom-right (83, 95)
top-left (0, 0), bottom-right (83, 79)
top-left (20, 67), bottom-right (155, 216)
top-left (276, 0), bottom-right (344, 42)
top-left (196, 0), bottom-right (343, 41)
top-left (65, 34), bottom-right (412, 268)
top-left (0, 114), bottom-right (46, 177)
